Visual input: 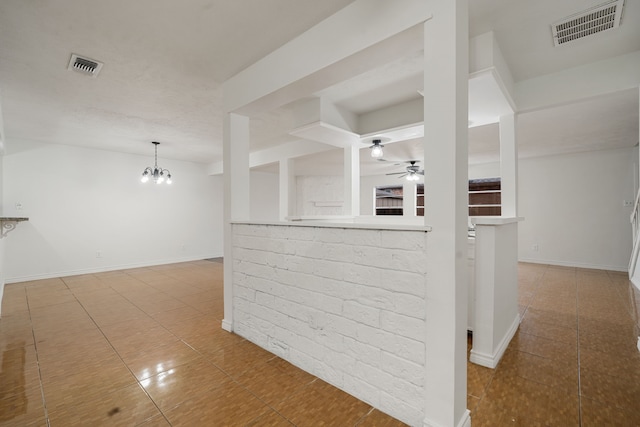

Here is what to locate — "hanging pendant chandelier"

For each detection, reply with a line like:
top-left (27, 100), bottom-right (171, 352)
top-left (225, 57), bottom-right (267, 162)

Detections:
top-left (141, 142), bottom-right (172, 184)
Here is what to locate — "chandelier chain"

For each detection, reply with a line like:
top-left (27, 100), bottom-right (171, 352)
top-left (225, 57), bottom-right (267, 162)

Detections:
top-left (141, 141), bottom-right (172, 184)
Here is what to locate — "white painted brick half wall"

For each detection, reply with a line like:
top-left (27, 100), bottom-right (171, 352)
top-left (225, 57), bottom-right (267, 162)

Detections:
top-left (232, 223), bottom-right (428, 426)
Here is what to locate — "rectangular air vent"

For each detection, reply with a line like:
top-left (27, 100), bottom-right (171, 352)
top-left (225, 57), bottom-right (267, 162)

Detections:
top-left (68, 54), bottom-right (103, 77)
top-left (552, 0), bottom-right (625, 46)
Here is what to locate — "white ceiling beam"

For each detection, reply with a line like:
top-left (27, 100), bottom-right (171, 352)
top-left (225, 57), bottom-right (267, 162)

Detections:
top-left (222, 0), bottom-right (431, 116)
top-left (358, 32), bottom-right (516, 135)
top-left (207, 139), bottom-right (334, 175)
top-left (359, 98), bottom-right (424, 136)
top-left (468, 68), bottom-right (515, 127)
top-left (469, 32), bottom-right (515, 101)
top-left (357, 67), bottom-right (515, 138)
top-left (290, 96), bottom-right (359, 135)
top-left (289, 121), bottom-right (359, 149)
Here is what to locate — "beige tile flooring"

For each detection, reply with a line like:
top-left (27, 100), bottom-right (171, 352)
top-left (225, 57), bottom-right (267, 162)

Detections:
top-left (470, 264), bottom-right (640, 426)
top-left (0, 260), bottom-right (639, 426)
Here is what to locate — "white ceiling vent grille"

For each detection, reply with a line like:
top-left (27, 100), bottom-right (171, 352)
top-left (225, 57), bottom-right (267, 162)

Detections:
top-left (67, 54), bottom-right (103, 77)
top-left (552, 0), bottom-right (625, 46)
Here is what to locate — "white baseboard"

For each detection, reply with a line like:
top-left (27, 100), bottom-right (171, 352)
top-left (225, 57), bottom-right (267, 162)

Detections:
top-left (221, 319), bottom-right (233, 332)
top-left (470, 314), bottom-right (520, 369)
top-left (458, 411), bottom-right (471, 427)
top-left (469, 349), bottom-right (495, 369)
top-left (518, 258), bottom-right (627, 272)
top-left (4, 253), bottom-right (223, 284)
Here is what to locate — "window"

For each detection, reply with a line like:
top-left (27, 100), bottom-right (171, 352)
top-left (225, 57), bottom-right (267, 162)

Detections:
top-left (375, 186), bottom-right (403, 215)
top-left (375, 179), bottom-right (501, 217)
top-left (416, 184), bottom-right (424, 216)
top-left (468, 178), bottom-right (501, 216)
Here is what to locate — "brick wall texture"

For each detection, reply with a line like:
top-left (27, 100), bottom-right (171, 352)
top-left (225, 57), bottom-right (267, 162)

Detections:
top-left (232, 223), bottom-right (428, 425)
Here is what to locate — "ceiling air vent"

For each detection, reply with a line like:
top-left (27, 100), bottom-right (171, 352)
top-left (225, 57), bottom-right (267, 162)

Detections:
top-left (67, 54), bottom-right (103, 77)
top-left (552, 0), bottom-right (625, 46)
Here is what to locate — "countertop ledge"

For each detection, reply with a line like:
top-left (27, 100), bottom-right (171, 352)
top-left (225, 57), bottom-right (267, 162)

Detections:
top-left (470, 216), bottom-right (524, 225)
top-left (0, 217), bottom-right (29, 222)
top-left (231, 220), bottom-right (432, 232)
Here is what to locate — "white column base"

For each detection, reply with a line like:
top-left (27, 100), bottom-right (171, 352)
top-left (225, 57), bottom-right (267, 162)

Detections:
top-left (470, 314), bottom-right (520, 368)
top-left (423, 409), bottom-right (471, 427)
top-left (221, 318), bottom-right (233, 332)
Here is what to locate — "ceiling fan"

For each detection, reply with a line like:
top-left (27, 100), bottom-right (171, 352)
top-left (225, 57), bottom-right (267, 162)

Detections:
top-left (386, 160), bottom-right (424, 181)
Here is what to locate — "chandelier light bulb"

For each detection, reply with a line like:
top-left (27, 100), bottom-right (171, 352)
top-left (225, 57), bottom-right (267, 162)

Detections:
top-left (406, 172), bottom-right (420, 181)
top-left (141, 142), bottom-right (172, 185)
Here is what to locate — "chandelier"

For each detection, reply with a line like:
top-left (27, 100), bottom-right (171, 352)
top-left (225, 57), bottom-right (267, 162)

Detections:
top-left (141, 142), bottom-right (172, 184)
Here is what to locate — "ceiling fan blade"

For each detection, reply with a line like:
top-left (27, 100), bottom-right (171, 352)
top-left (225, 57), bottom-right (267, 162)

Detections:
top-left (386, 172), bottom-right (405, 175)
top-left (376, 158), bottom-right (403, 164)
top-left (397, 173), bottom-right (408, 178)
top-left (418, 170), bottom-right (424, 175)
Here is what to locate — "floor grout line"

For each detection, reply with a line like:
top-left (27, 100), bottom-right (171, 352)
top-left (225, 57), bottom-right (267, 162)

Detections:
top-left (25, 286), bottom-right (51, 427)
top-left (62, 275), bottom-right (175, 427)
top-left (575, 268), bottom-right (583, 427)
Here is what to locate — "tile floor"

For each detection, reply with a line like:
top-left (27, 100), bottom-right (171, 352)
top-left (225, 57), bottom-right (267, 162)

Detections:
top-left (470, 264), bottom-right (640, 426)
top-left (0, 260), bottom-right (639, 426)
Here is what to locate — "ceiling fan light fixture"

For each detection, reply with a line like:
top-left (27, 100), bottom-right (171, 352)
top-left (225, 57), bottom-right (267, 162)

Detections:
top-left (141, 142), bottom-right (172, 185)
top-left (406, 172), bottom-right (420, 181)
top-left (370, 139), bottom-right (384, 158)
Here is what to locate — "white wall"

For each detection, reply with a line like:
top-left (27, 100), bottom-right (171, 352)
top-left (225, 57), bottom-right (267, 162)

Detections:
top-left (296, 174), bottom-right (424, 218)
top-left (3, 140), bottom-right (223, 282)
top-left (296, 175), bottom-right (344, 216)
top-left (467, 162), bottom-right (500, 180)
top-left (250, 171), bottom-right (279, 222)
top-left (263, 145), bottom-right (635, 271)
top-left (469, 146), bottom-right (635, 271)
top-left (516, 147), bottom-right (635, 271)
top-left (0, 154), bottom-right (5, 313)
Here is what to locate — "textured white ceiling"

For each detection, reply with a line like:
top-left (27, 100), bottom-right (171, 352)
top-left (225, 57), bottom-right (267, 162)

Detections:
top-left (0, 0), bottom-right (638, 168)
top-left (0, 0), bottom-right (355, 161)
top-left (469, 0), bottom-right (640, 82)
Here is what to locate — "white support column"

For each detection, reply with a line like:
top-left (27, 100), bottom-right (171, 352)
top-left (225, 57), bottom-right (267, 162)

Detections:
top-left (470, 217), bottom-right (521, 368)
top-left (403, 181), bottom-right (417, 216)
top-left (499, 113), bottom-right (518, 217)
top-left (222, 112), bottom-right (250, 332)
top-left (279, 158), bottom-right (296, 220)
top-left (422, 1), bottom-right (470, 426)
top-left (344, 145), bottom-right (360, 216)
